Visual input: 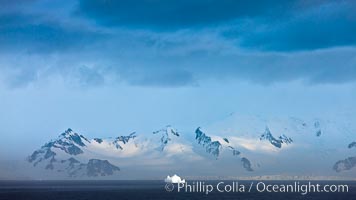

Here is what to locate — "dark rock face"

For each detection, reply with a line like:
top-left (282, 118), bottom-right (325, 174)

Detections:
top-left (195, 128), bottom-right (253, 171)
top-left (28, 150), bottom-right (42, 163)
top-left (279, 134), bottom-right (293, 144)
top-left (348, 142), bottom-right (356, 149)
top-left (241, 157), bottom-right (253, 171)
top-left (195, 127), bottom-right (222, 158)
top-left (44, 148), bottom-right (56, 159)
top-left (86, 159), bottom-right (120, 177)
top-left (260, 127), bottom-right (282, 148)
top-left (62, 157), bottom-right (80, 166)
top-left (44, 155), bottom-right (57, 170)
top-left (94, 138), bottom-right (103, 143)
top-left (232, 149), bottom-right (241, 156)
top-left (333, 157), bottom-right (356, 172)
top-left (260, 127), bottom-right (293, 148)
top-left (52, 140), bottom-right (84, 155)
top-left (61, 128), bottom-right (89, 147)
top-left (69, 134), bottom-right (86, 147)
top-left (58, 157), bottom-right (85, 177)
top-left (333, 142), bottom-right (356, 172)
top-left (28, 146), bottom-right (57, 167)
top-left (316, 130), bottom-right (322, 137)
top-left (113, 132), bottom-right (137, 150)
top-left (227, 146), bottom-right (240, 156)
top-left (314, 121), bottom-right (322, 137)
top-left (115, 132), bottom-right (137, 144)
top-left (153, 125), bottom-right (179, 151)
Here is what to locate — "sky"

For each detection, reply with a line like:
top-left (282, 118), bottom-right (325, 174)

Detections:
top-left (0, 0), bottom-right (356, 159)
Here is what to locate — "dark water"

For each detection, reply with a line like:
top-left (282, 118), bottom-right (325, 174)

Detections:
top-left (0, 180), bottom-right (355, 200)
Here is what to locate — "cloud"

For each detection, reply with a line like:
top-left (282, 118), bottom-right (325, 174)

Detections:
top-left (229, 137), bottom-right (288, 153)
top-left (0, 0), bottom-right (35, 12)
top-left (0, 13), bottom-right (106, 53)
top-left (121, 68), bottom-right (196, 87)
top-left (165, 174), bottom-right (185, 183)
top-left (77, 0), bottom-right (356, 51)
top-left (192, 48), bottom-right (356, 85)
top-left (77, 0), bottom-right (292, 29)
top-left (164, 143), bottom-right (193, 156)
top-left (1, 36), bottom-right (356, 88)
top-left (1, 0), bottom-right (356, 88)
top-left (228, 1), bottom-right (356, 51)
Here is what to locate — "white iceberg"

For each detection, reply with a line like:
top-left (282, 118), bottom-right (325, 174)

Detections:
top-left (164, 174), bottom-right (186, 183)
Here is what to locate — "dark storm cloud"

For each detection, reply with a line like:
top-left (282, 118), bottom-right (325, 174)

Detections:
top-left (233, 1), bottom-right (356, 51)
top-left (0, 13), bottom-right (106, 53)
top-left (0, 0), bottom-right (106, 53)
top-left (77, 0), bottom-right (293, 29)
top-left (0, 0), bottom-right (356, 88)
top-left (77, 0), bottom-right (356, 51)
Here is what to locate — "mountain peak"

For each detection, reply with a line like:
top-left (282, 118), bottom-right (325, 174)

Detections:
top-left (58, 128), bottom-right (89, 147)
top-left (61, 128), bottom-right (75, 136)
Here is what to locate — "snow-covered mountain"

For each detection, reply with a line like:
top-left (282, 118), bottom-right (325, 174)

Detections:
top-left (196, 113), bottom-right (356, 176)
top-left (28, 129), bottom-right (121, 177)
top-left (27, 114), bottom-right (356, 179)
top-left (28, 126), bottom-right (192, 178)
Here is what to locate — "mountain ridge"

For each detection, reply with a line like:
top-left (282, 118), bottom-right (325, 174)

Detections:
top-left (27, 114), bottom-right (356, 178)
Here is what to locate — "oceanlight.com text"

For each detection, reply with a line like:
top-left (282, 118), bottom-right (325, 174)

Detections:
top-left (168, 181), bottom-right (349, 195)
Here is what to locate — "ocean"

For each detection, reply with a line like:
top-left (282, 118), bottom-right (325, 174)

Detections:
top-left (0, 180), bottom-right (355, 200)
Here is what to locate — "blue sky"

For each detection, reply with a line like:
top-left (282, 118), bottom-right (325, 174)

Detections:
top-left (0, 0), bottom-right (356, 158)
